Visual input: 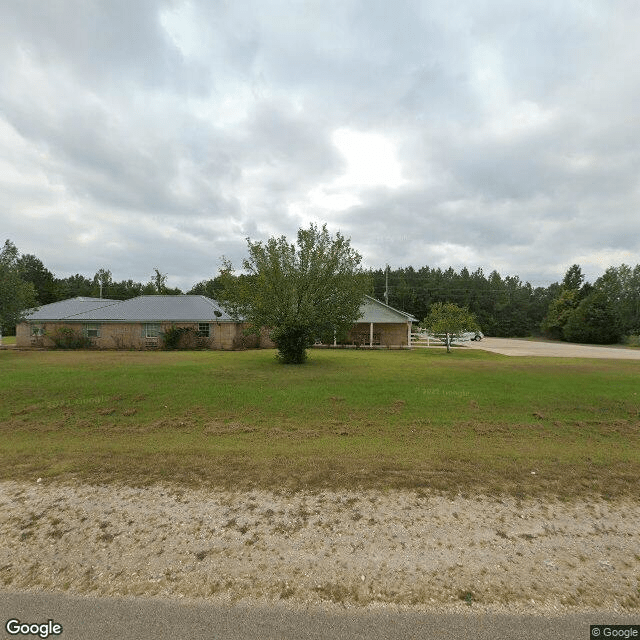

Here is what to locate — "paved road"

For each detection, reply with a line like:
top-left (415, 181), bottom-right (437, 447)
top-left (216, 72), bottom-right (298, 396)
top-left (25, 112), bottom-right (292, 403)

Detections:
top-left (465, 337), bottom-right (640, 359)
top-left (1, 591), bottom-right (638, 640)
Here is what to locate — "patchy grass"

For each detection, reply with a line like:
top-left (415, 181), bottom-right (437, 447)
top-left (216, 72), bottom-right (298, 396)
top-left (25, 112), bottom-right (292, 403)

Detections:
top-left (1, 348), bottom-right (639, 497)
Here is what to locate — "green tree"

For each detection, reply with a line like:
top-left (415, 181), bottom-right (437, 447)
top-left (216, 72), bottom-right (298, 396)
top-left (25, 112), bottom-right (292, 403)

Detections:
top-left (0, 240), bottom-right (37, 335)
top-left (220, 224), bottom-right (368, 364)
top-left (17, 254), bottom-right (58, 304)
top-left (92, 268), bottom-right (113, 298)
top-left (563, 291), bottom-right (621, 344)
top-left (541, 265), bottom-right (587, 340)
top-left (424, 302), bottom-right (479, 353)
top-left (188, 277), bottom-right (226, 299)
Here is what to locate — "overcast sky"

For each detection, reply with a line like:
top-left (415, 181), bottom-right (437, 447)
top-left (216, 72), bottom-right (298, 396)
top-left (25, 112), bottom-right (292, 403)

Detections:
top-left (1, 0), bottom-right (639, 291)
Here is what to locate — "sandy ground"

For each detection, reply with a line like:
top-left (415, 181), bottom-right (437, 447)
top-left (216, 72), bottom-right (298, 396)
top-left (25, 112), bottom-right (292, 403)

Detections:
top-left (1, 481), bottom-right (638, 613)
top-left (464, 337), bottom-right (640, 359)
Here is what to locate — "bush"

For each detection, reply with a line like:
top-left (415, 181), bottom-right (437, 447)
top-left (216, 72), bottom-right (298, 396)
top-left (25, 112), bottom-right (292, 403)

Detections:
top-left (270, 324), bottom-right (315, 364)
top-left (563, 291), bottom-right (621, 344)
top-left (162, 325), bottom-right (210, 350)
top-left (48, 326), bottom-right (94, 349)
top-left (624, 335), bottom-right (640, 347)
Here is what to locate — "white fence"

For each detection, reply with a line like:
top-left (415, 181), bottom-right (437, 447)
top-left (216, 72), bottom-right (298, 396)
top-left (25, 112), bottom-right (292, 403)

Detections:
top-left (411, 332), bottom-right (476, 347)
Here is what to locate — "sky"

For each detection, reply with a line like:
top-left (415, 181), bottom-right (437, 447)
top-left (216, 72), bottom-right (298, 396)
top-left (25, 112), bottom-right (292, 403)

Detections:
top-left (1, 0), bottom-right (639, 291)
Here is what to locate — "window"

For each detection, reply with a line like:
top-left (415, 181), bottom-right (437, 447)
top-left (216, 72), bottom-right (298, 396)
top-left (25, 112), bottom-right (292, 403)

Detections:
top-left (31, 325), bottom-right (44, 337)
top-left (145, 323), bottom-right (161, 338)
top-left (83, 323), bottom-right (101, 338)
top-left (197, 323), bottom-right (210, 338)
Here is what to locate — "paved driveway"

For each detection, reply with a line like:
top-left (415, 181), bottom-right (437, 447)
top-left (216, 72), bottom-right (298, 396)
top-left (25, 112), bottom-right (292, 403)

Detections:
top-left (465, 337), bottom-right (640, 359)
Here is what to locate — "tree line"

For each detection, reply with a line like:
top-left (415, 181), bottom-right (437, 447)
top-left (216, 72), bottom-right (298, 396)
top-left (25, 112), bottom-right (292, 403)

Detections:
top-left (3, 238), bottom-right (640, 344)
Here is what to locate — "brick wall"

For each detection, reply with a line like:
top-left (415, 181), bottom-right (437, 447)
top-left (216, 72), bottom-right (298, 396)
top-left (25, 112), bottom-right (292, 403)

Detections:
top-left (16, 321), bottom-right (275, 350)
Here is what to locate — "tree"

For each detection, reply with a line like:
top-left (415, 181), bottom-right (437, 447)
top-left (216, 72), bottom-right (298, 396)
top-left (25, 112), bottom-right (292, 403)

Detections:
top-left (563, 291), bottom-right (622, 344)
top-left (424, 302), bottom-right (479, 353)
top-left (540, 289), bottom-right (579, 340)
top-left (92, 268), bottom-right (113, 298)
top-left (150, 268), bottom-right (167, 294)
top-left (17, 254), bottom-right (58, 304)
top-left (219, 224), bottom-right (369, 364)
top-left (188, 277), bottom-right (226, 299)
top-left (562, 264), bottom-right (585, 291)
top-left (0, 240), bottom-right (37, 335)
top-left (541, 264), bottom-right (587, 340)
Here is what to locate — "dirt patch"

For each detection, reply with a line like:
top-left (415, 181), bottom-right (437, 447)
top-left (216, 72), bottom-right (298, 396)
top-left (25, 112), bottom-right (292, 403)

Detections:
top-left (1, 480), bottom-right (638, 612)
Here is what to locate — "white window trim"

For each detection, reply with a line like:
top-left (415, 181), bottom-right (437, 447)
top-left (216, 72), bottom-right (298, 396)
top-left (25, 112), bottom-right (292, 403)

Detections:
top-left (83, 323), bottom-right (101, 338)
top-left (145, 323), bottom-right (161, 338)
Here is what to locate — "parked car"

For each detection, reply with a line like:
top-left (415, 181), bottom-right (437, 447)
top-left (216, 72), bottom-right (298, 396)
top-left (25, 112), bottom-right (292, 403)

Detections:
top-left (453, 331), bottom-right (484, 342)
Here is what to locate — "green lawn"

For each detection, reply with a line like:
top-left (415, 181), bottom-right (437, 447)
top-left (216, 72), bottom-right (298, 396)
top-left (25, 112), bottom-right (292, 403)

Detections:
top-left (1, 348), bottom-right (639, 496)
top-left (0, 335), bottom-right (16, 345)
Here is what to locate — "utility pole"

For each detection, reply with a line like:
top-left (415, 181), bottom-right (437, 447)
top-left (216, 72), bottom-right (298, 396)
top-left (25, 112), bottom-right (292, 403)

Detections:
top-left (384, 265), bottom-right (389, 305)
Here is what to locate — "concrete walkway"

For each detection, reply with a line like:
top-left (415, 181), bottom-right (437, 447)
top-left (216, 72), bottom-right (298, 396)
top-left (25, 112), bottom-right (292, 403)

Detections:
top-left (465, 337), bottom-right (640, 359)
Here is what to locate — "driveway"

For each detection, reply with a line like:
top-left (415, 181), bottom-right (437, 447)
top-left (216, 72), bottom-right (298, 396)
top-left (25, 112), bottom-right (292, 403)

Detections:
top-left (465, 337), bottom-right (640, 359)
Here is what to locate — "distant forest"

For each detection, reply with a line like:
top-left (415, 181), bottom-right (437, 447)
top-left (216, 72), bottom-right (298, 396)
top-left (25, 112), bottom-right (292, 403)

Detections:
top-left (6, 241), bottom-right (640, 343)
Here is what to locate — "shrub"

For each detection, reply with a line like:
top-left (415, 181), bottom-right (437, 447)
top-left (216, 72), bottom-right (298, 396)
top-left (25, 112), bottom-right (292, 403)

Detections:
top-left (48, 326), bottom-right (94, 349)
top-left (162, 325), bottom-right (209, 350)
top-left (270, 324), bottom-right (315, 364)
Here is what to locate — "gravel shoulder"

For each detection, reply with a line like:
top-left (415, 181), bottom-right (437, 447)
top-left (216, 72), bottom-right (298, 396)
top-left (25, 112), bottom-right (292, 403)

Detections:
top-left (1, 481), bottom-right (638, 613)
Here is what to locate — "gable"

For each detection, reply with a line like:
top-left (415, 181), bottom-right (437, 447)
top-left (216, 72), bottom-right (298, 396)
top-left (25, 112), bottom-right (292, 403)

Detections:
top-left (358, 296), bottom-right (416, 323)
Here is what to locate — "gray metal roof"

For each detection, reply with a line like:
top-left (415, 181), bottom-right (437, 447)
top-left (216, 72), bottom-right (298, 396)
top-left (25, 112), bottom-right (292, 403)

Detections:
top-left (25, 296), bottom-right (235, 323)
top-left (24, 295), bottom-right (414, 325)
top-left (359, 296), bottom-right (417, 323)
top-left (24, 297), bottom-right (122, 321)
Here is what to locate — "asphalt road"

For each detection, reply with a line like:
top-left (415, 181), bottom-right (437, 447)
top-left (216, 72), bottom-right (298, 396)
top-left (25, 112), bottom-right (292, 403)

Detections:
top-left (2, 591), bottom-right (638, 640)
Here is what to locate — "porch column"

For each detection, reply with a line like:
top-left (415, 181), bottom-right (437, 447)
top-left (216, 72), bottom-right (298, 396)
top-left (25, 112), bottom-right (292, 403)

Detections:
top-left (370, 322), bottom-right (374, 346)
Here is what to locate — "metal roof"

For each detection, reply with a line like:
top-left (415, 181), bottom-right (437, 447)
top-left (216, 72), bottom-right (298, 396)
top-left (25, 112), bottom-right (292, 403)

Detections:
top-left (24, 297), bottom-right (122, 321)
top-left (24, 295), bottom-right (414, 324)
top-left (25, 296), bottom-right (235, 322)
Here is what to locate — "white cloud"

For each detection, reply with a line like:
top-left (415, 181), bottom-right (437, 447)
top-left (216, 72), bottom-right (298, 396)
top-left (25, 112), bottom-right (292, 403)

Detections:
top-left (1, 0), bottom-right (640, 290)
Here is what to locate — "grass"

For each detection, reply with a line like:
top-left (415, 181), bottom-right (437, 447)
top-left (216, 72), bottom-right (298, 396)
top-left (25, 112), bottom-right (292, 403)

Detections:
top-left (1, 347), bottom-right (639, 497)
top-left (0, 335), bottom-right (16, 345)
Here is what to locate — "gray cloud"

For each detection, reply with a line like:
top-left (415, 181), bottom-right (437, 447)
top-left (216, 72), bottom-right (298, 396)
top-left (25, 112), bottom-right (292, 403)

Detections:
top-left (1, 0), bottom-right (639, 290)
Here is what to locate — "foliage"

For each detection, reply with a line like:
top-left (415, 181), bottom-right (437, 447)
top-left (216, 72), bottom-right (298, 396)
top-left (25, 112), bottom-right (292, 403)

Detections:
top-left (541, 265), bottom-right (591, 340)
top-left (563, 291), bottom-right (622, 344)
top-left (562, 263), bottom-right (585, 290)
top-left (48, 326), bottom-right (94, 349)
top-left (92, 268), bottom-right (113, 298)
top-left (188, 277), bottom-right (226, 299)
top-left (219, 224), bottom-right (369, 364)
top-left (0, 240), bottom-right (38, 334)
top-left (594, 264), bottom-right (640, 336)
top-left (369, 265), bottom-right (552, 337)
top-left (424, 302), bottom-right (478, 353)
top-left (540, 289), bottom-right (579, 340)
top-left (17, 254), bottom-right (58, 305)
top-left (162, 325), bottom-right (210, 350)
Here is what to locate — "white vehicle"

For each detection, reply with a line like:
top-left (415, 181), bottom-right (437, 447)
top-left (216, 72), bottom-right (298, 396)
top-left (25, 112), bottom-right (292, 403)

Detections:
top-left (453, 331), bottom-right (484, 342)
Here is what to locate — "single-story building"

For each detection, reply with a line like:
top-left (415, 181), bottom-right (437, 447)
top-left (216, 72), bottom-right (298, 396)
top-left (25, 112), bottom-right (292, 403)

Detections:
top-left (16, 295), bottom-right (261, 350)
top-left (16, 294), bottom-right (416, 349)
top-left (341, 296), bottom-right (416, 348)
